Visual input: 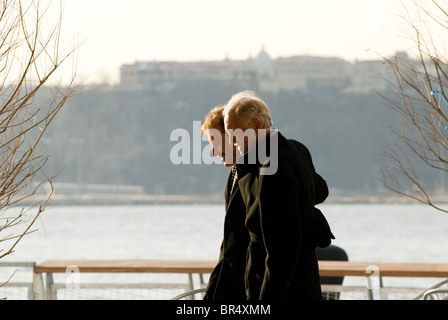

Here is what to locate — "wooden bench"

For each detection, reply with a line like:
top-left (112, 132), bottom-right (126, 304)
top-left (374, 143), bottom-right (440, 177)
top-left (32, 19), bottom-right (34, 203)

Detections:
top-left (33, 260), bottom-right (448, 299)
top-left (318, 261), bottom-right (448, 278)
top-left (35, 259), bottom-right (448, 277)
top-left (34, 259), bottom-right (216, 274)
top-left (33, 260), bottom-right (217, 300)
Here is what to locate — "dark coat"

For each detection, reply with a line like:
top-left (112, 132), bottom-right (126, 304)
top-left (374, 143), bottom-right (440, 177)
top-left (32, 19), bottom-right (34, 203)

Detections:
top-left (204, 168), bottom-right (250, 300)
top-left (236, 130), bottom-right (332, 300)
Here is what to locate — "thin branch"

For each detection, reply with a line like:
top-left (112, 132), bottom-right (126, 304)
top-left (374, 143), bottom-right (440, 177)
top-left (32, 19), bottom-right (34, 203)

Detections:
top-left (0, 0), bottom-right (78, 263)
top-left (381, 0), bottom-right (448, 214)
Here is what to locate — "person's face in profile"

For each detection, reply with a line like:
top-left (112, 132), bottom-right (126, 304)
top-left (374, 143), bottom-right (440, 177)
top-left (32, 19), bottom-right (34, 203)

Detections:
top-left (206, 127), bottom-right (237, 167)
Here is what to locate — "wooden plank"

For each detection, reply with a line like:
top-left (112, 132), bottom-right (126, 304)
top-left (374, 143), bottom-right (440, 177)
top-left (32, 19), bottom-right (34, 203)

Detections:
top-left (34, 260), bottom-right (448, 278)
top-left (374, 262), bottom-right (448, 278)
top-left (318, 261), bottom-right (448, 278)
top-left (34, 260), bottom-right (217, 274)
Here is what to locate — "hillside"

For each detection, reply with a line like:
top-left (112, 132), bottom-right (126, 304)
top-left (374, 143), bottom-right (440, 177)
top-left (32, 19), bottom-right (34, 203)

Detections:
top-left (33, 81), bottom-right (436, 198)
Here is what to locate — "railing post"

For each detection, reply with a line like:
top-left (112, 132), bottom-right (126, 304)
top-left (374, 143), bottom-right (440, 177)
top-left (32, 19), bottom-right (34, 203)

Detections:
top-left (367, 277), bottom-right (374, 300)
top-left (188, 273), bottom-right (195, 300)
top-left (45, 273), bottom-right (55, 300)
top-left (33, 271), bottom-right (45, 300)
top-left (187, 273), bottom-right (194, 290)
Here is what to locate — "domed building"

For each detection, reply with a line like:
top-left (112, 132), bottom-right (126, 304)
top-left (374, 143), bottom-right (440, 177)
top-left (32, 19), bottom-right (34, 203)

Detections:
top-left (255, 45), bottom-right (272, 71)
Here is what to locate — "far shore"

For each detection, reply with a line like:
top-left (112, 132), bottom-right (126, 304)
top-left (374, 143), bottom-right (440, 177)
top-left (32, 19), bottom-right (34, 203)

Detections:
top-left (14, 193), bottom-right (448, 206)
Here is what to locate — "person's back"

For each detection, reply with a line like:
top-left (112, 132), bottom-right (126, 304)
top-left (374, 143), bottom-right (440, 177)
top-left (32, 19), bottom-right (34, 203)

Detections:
top-left (240, 131), bottom-right (325, 299)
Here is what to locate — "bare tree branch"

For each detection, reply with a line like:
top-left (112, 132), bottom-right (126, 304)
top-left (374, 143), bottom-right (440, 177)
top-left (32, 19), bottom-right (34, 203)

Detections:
top-left (381, 0), bottom-right (448, 213)
top-left (0, 0), bottom-right (77, 266)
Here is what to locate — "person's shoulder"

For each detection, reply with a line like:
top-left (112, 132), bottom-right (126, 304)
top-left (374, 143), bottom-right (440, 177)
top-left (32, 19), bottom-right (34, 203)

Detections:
top-left (274, 131), bottom-right (307, 160)
top-left (286, 137), bottom-right (310, 155)
top-left (277, 132), bottom-right (314, 163)
top-left (259, 131), bottom-right (296, 177)
top-left (274, 131), bottom-right (316, 173)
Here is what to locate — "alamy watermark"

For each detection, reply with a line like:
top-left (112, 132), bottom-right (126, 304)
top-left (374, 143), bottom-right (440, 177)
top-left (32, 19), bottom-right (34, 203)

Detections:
top-left (65, 265), bottom-right (80, 290)
top-left (170, 121), bottom-right (278, 175)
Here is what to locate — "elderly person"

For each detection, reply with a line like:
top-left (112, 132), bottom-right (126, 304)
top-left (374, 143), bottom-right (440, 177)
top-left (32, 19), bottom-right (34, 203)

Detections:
top-left (201, 105), bottom-right (249, 300)
top-left (223, 91), bottom-right (333, 300)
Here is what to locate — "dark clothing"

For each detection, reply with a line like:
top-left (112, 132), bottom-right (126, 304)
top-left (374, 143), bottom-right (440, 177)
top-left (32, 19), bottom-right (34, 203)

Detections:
top-left (236, 130), bottom-right (333, 300)
top-left (204, 167), bottom-right (250, 300)
top-left (316, 245), bottom-right (348, 300)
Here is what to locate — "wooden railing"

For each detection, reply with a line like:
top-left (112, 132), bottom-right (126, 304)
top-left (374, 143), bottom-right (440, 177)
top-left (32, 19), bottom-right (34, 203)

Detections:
top-left (29, 259), bottom-right (448, 300)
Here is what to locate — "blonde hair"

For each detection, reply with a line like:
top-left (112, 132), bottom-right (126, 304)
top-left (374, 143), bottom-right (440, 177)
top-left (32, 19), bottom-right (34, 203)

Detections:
top-left (201, 104), bottom-right (225, 133)
top-left (225, 90), bottom-right (272, 129)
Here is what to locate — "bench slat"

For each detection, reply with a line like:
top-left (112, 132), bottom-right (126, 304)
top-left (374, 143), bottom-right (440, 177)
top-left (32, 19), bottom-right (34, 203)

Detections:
top-left (34, 259), bottom-right (216, 274)
top-left (318, 261), bottom-right (448, 278)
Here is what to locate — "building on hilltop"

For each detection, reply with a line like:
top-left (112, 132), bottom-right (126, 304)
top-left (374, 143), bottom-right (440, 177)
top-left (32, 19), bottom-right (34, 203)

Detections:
top-left (260, 55), bottom-right (352, 92)
top-left (120, 58), bottom-right (256, 90)
top-left (119, 47), bottom-right (399, 93)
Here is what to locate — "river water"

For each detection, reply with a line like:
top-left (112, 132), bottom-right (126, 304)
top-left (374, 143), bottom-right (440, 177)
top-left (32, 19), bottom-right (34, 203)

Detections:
top-left (2, 203), bottom-right (448, 299)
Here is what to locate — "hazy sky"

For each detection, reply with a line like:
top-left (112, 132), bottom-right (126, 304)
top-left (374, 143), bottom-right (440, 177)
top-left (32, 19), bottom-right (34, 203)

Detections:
top-left (56, 0), bottom-right (426, 84)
